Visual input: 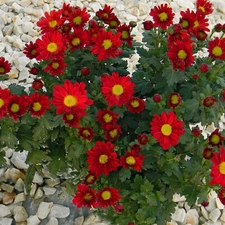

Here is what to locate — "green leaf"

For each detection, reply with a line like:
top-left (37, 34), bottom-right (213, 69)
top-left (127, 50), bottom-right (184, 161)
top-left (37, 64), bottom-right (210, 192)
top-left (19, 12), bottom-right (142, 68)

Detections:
top-left (24, 164), bottom-right (36, 194)
top-left (118, 168), bottom-right (131, 182)
top-left (26, 149), bottom-right (50, 164)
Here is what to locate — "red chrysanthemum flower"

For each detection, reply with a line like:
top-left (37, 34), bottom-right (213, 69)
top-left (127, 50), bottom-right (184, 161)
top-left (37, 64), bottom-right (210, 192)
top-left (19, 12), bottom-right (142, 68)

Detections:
top-left (168, 92), bottom-right (182, 109)
top-left (210, 146), bottom-right (225, 187)
top-left (179, 9), bottom-right (196, 32)
top-left (149, 4), bottom-right (175, 30)
top-left (97, 187), bottom-right (121, 208)
top-left (28, 92), bottom-right (50, 118)
top-left (196, 0), bottom-right (213, 16)
top-left (83, 172), bottom-right (98, 186)
top-left (8, 95), bottom-right (28, 122)
top-left (44, 59), bottom-right (67, 76)
top-left (101, 72), bottom-right (135, 107)
top-left (23, 41), bottom-right (38, 59)
top-left (120, 149), bottom-right (145, 171)
top-left (0, 87), bottom-right (11, 118)
top-left (104, 124), bottom-right (122, 142)
top-left (191, 12), bottom-right (210, 34)
top-left (150, 111), bottom-right (185, 150)
top-left (137, 134), bottom-right (148, 146)
top-left (108, 13), bottom-right (121, 28)
top-left (61, 3), bottom-right (74, 18)
top-left (218, 188), bottom-right (225, 205)
top-left (78, 127), bottom-right (95, 141)
top-left (91, 30), bottom-right (122, 61)
top-left (0, 57), bottom-right (11, 75)
top-left (117, 24), bottom-right (133, 47)
top-left (167, 30), bottom-right (192, 47)
top-left (208, 37), bottom-right (225, 60)
top-left (96, 4), bottom-right (114, 22)
top-left (203, 96), bottom-right (218, 107)
top-left (32, 79), bottom-right (44, 91)
top-left (208, 129), bottom-right (224, 147)
top-left (203, 147), bottom-right (214, 160)
top-left (96, 109), bottom-right (119, 128)
top-left (36, 31), bottom-right (66, 61)
top-left (72, 184), bottom-right (97, 208)
top-left (52, 79), bottom-right (93, 115)
top-left (167, 40), bottom-right (194, 71)
top-left (37, 9), bottom-right (64, 34)
top-left (29, 67), bottom-right (39, 75)
top-left (62, 112), bottom-right (81, 128)
top-left (87, 141), bottom-right (119, 177)
top-left (68, 7), bottom-right (90, 28)
top-left (126, 97), bottom-right (145, 114)
top-left (68, 28), bottom-right (89, 52)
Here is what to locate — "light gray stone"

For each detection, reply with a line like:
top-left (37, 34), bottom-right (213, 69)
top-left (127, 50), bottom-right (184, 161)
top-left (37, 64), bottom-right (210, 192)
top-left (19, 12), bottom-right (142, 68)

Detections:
top-left (209, 208), bottom-right (221, 222)
top-left (43, 186), bottom-right (57, 196)
top-left (171, 208), bottom-right (186, 223)
top-left (0, 204), bottom-right (11, 217)
top-left (46, 217), bottom-right (58, 225)
top-left (10, 151), bottom-right (28, 170)
top-left (37, 202), bottom-right (53, 219)
top-left (14, 193), bottom-right (26, 204)
top-left (0, 218), bottom-right (13, 225)
top-left (13, 206), bottom-right (28, 222)
top-left (27, 215), bottom-right (40, 225)
top-left (48, 204), bottom-right (70, 219)
top-left (32, 172), bottom-right (44, 185)
top-left (74, 216), bottom-right (84, 225)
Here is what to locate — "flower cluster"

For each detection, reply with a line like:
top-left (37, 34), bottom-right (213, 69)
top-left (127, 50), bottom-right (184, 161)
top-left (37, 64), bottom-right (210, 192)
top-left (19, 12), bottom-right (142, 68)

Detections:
top-left (1, 1), bottom-right (225, 224)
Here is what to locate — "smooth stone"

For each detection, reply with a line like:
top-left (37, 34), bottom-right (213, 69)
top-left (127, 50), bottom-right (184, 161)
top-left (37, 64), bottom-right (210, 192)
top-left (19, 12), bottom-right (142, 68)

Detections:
top-left (46, 217), bottom-right (58, 225)
top-left (83, 214), bottom-right (102, 225)
top-left (0, 218), bottom-right (13, 225)
top-left (0, 204), bottom-right (11, 217)
top-left (34, 187), bottom-right (44, 200)
top-left (216, 197), bottom-right (225, 210)
top-left (45, 178), bottom-right (60, 187)
top-left (201, 206), bottom-right (209, 220)
top-left (29, 183), bottom-right (37, 198)
top-left (209, 208), bottom-right (221, 222)
top-left (37, 202), bottom-right (53, 219)
top-left (14, 56), bottom-right (30, 71)
top-left (15, 178), bottom-right (25, 192)
top-left (27, 215), bottom-right (40, 225)
top-left (221, 208), bottom-right (225, 222)
top-left (1, 183), bottom-right (14, 192)
top-left (13, 206), bottom-right (28, 223)
top-left (171, 208), bottom-right (186, 223)
top-left (48, 204), bottom-right (70, 219)
top-left (2, 192), bottom-right (16, 205)
top-left (14, 193), bottom-right (26, 204)
top-left (172, 193), bottom-right (186, 202)
top-left (186, 215), bottom-right (199, 225)
top-left (8, 168), bottom-right (25, 183)
top-left (43, 186), bottom-right (57, 196)
top-left (32, 172), bottom-right (44, 185)
top-left (74, 216), bottom-right (84, 225)
top-left (206, 198), bottom-right (217, 212)
top-left (10, 151), bottom-right (28, 170)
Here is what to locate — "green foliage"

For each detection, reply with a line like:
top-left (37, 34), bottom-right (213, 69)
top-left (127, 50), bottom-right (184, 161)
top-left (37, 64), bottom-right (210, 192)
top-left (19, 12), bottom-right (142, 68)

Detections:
top-left (1, 2), bottom-right (225, 225)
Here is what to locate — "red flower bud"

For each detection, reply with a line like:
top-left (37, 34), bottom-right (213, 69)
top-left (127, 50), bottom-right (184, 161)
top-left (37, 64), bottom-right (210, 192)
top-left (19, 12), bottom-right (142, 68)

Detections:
top-left (215, 23), bottom-right (223, 32)
top-left (137, 133), bottom-right (148, 145)
top-left (32, 79), bottom-right (44, 90)
top-left (81, 67), bottom-right (90, 76)
top-left (201, 201), bottom-right (209, 207)
top-left (153, 94), bottom-right (162, 103)
top-left (192, 127), bottom-right (201, 137)
top-left (29, 67), bottom-right (39, 75)
top-left (202, 147), bottom-right (214, 160)
top-left (200, 63), bottom-right (209, 73)
top-left (114, 204), bottom-right (124, 213)
top-left (143, 20), bottom-right (154, 30)
top-left (192, 73), bottom-right (199, 80)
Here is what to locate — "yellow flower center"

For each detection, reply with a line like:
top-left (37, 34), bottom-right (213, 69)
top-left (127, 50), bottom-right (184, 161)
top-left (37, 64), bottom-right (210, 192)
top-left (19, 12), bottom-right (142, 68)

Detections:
top-left (158, 12), bottom-right (168, 21)
top-left (161, 124), bottom-right (172, 136)
top-left (11, 103), bottom-right (20, 113)
top-left (198, 6), bottom-right (205, 13)
top-left (33, 102), bottom-right (42, 112)
top-left (47, 42), bottom-right (58, 53)
top-left (64, 95), bottom-right (78, 107)
top-left (31, 49), bottom-right (36, 56)
top-left (194, 20), bottom-right (199, 28)
top-left (0, 98), bottom-right (4, 108)
top-left (212, 46), bottom-right (223, 57)
top-left (102, 40), bottom-right (112, 50)
top-left (84, 193), bottom-right (92, 201)
top-left (109, 129), bottom-right (118, 138)
top-left (73, 16), bottom-right (82, 25)
top-left (52, 62), bottom-right (59, 69)
top-left (171, 95), bottom-right (179, 104)
top-left (0, 67), bottom-right (5, 73)
top-left (177, 50), bottom-right (187, 60)
top-left (72, 38), bottom-right (80, 46)
top-left (110, 21), bottom-right (118, 27)
top-left (49, 20), bottom-right (57, 28)
top-left (86, 175), bottom-right (94, 183)
top-left (181, 20), bottom-right (189, 28)
top-left (66, 113), bottom-right (74, 121)
top-left (219, 162), bottom-right (225, 175)
top-left (112, 84), bottom-right (124, 96)
top-left (122, 30), bottom-right (129, 39)
top-left (99, 154), bottom-right (108, 164)
top-left (131, 100), bottom-right (139, 108)
top-left (103, 113), bottom-right (113, 123)
top-left (101, 190), bottom-right (111, 200)
top-left (211, 134), bottom-right (220, 144)
top-left (126, 156), bottom-right (136, 165)
top-left (103, 13), bottom-right (109, 18)
top-left (82, 129), bottom-right (90, 137)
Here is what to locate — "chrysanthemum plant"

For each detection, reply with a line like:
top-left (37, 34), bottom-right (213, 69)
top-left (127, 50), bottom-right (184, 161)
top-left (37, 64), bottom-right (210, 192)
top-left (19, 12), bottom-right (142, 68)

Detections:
top-left (1, 1), bottom-right (225, 224)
